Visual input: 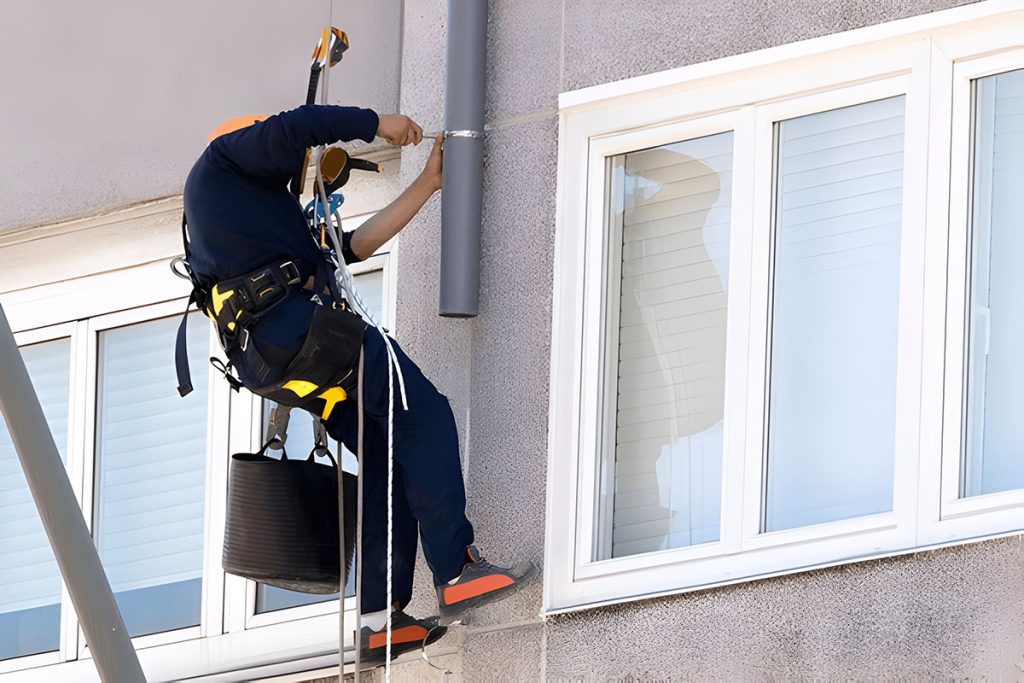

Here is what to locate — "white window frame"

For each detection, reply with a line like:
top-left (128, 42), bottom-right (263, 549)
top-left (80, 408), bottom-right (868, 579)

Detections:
top-left (546, 1), bottom-right (1024, 614)
top-left (0, 212), bottom-right (398, 679)
top-left (920, 46), bottom-right (1024, 546)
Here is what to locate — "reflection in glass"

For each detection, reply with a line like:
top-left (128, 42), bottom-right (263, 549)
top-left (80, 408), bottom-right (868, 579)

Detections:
top-left (765, 97), bottom-right (904, 531)
top-left (256, 269), bottom-right (381, 612)
top-left (964, 70), bottom-right (1024, 496)
top-left (601, 132), bottom-right (733, 560)
top-left (94, 314), bottom-right (208, 636)
top-left (0, 339), bottom-right (69, 660)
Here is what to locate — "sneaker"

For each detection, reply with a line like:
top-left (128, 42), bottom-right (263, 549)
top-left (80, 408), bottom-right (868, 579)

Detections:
top-left (358, 609), bottom-right (447, 669)
top-left (436, 545), bottom-right (537, 626)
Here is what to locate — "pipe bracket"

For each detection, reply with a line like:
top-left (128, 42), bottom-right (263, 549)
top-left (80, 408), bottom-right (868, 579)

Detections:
top-left (444, 129), bottom-right (483, 139)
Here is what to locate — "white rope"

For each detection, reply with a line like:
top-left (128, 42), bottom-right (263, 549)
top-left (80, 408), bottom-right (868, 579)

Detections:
top-left (384, 317), bottom-right (395, 679)
top-left (312, 36), bottom-right (407, 680)
top-left (354, 347), bottom-right (365, 679)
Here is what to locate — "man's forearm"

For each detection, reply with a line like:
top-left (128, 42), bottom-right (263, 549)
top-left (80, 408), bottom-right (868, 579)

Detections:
top-left (350, 175), bottom-right (436, 260)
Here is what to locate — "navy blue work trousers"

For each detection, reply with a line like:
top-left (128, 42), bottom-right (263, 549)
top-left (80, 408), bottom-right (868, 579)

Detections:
top-left (323, 331), bottom-right (474, 613)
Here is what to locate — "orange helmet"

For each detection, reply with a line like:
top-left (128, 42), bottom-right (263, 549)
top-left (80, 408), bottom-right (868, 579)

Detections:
top-left (207, 114), bottom-right (269, 143)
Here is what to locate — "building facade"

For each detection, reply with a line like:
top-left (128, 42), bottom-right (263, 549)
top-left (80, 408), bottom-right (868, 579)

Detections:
top-left (1, 0), bottom-right (1022, 680)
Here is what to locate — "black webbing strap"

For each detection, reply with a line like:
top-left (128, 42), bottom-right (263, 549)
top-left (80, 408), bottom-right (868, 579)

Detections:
top-left (176, 214), bottom-right (197, 397)
top-left (175, 291), bottom-right (197, 397)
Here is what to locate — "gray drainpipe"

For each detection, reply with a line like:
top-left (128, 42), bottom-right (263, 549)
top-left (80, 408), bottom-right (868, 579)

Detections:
top-left (439, 0), bottom-right (487, 318)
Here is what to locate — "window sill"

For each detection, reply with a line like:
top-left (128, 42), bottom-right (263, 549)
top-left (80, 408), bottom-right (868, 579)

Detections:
top-left (544, 526), bottom-right (1024, 616)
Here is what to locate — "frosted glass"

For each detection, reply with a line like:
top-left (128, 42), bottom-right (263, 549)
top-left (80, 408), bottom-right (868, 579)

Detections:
top-left (0, 339), bottom-right (69, 660)
top-left (94, 314), bottom-right (209, 636)
top-left (964, 70), bottom-right (1024, 496)
top-left (601, 132), bottom-right (732, 560)
top-left (765, 97), bottom-right (903, 531)
top-left (256, 269), bottom-right (381, 612)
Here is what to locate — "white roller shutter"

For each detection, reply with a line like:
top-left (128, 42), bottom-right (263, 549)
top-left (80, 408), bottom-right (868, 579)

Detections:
top-left (765, 96), bottom-right (904, 531)
top-left (94, 314), bottom-right (209, 594)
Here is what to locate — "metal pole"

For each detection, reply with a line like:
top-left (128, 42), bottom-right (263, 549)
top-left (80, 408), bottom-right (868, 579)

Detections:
top-left (0, 303), bottom-right (145, 682)
top-left (439, 0), bottom-right (488, 318)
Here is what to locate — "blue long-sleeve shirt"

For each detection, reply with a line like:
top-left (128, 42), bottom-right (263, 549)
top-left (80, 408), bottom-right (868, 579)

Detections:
top-left (183, 104), bottom-right (379, 368)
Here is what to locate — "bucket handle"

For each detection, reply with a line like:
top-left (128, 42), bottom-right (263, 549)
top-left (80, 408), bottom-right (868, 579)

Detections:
top-left (257, 437), bottom-right (338, 468)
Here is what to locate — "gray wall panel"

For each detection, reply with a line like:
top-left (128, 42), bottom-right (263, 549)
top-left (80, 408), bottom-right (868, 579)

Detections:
top-left (459, 115), bottom-right (558, 629)
top-left (544, 538), bottom-right (1024, 679)
top-left (0, 0), bottom-right (401, 232)
top-left (561, 0), bottom-right (979, 91)
top-left (484, 0), bottom-right (563, 122)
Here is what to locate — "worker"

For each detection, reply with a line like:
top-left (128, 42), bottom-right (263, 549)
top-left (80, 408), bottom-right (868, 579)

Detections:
top-left (179, 104), bottom-right (535, 667)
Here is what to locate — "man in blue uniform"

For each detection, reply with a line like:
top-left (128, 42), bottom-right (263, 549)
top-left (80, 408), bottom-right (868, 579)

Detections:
top-left (181, 104), bottom-right (535, 665)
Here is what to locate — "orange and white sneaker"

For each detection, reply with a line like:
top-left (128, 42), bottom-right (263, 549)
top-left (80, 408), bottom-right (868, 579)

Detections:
top-left (358, 610), bottom-right (446, 669)
top-left (436, 545), bottom-right (537, 626)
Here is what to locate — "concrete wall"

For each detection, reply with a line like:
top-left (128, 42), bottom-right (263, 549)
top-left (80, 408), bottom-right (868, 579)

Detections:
top-left (0, 0), bottom-right (401, 233)
top-left (379, 0), bottom-right (1024, 680)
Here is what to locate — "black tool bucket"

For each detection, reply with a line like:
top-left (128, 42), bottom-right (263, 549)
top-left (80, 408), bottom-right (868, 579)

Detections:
top-left (223, 440), bottom-right (356, 594)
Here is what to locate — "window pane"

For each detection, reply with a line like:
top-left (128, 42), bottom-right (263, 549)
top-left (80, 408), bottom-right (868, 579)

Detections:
top-left (964, 70), bottom-right (1024, 496)
top-left (94, 314), bottom-right (208, 637)
top-left (256, 269), bottom-right (381, 612)
top-left (765, 97), bottom-right (903, 531)
top-left (0, 339), bottom-right (70, 660)
top-left (599, 132), bottom-right (732, 560)
top-left (353, 269), bottom-right (384, 327)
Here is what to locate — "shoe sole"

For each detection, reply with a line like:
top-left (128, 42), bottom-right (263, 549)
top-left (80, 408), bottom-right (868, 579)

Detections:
top-left (438, 562), bottom-right (538, 627)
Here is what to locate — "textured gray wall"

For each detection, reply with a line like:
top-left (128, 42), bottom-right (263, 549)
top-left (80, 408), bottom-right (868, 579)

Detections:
top-left (382, 0), bottom-right (1024, 680)
top-left (0, 0), bottom-right (401, 233)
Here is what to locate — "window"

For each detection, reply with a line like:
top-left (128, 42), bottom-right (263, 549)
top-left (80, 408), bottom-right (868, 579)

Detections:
top-left (0, 215), bottom-right (397, 677)
top-left (0, 305), bottom-right (216, 674)
top-left (765, 97), bottom-right (903, 531)
top-left (598, 132), bottom-right (733, 560)
top-left (547, 6), bottom-right (1024, 613)
top-left (962, 69), bottom-right (1024, 497)
top-left (93, 315), bottom-right (209, 637)
top-left (929, 47), bottom-right (1024, 546)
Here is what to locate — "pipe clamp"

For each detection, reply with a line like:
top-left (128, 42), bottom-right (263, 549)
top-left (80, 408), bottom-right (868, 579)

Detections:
top-left (444, 129), bottom-right (483, 139)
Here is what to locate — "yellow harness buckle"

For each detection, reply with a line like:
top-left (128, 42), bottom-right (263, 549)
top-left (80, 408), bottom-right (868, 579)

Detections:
top-left (283, 380), bottom-right (319, 398)
top-left (318, 387), bottom-right (347, 420)
top-left (210, 285), bottom-right (235, 316)
top-left (281, 381), bottom-right (347, 420)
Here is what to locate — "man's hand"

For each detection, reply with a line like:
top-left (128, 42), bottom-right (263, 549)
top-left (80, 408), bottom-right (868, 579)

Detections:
top-left (419, 134), bottom-right (443, 192)
top-left (377, 114), bottom-right (423, 146)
